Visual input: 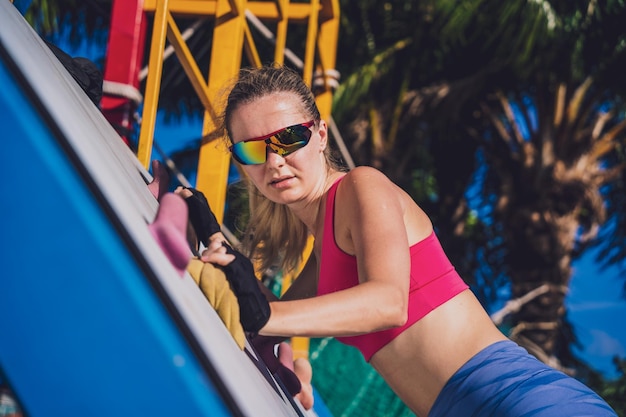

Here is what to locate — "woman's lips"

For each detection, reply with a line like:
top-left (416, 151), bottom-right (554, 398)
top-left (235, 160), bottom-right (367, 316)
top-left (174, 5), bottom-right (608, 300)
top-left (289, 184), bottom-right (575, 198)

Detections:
top-left (270, 176), bottom-right (295, 188)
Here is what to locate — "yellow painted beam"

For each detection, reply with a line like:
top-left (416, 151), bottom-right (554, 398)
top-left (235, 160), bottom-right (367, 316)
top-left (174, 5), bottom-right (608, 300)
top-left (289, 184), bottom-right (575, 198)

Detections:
top-left (137, 0), bottom-right (170, 168)
top-left (144, 0), bottom-right (319, 22)
top-left (280, 236), bottom-right (314, 360)
top-left (313, 0), bottom-right (339, 120)
top-left (301, 0), bottom-right (319, 86)
top-left (243, 19), bottom-right (262, 67)
top-left (165, 14), bottom-right (215, 112)
top-left (249, 2), bottom-right (315, 22)
top-left (273, 0), bottom-right (288, 65)
top-left (144, 0), bottom-right (217, 16)
top-left (195, 0), bottom-right (247, 223)
top-left (273, 0), bottom-right (284, 18)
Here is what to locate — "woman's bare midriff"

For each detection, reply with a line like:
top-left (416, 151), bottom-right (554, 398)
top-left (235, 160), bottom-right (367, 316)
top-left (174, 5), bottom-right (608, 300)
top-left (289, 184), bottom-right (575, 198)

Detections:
top-left (369, 289), bottom-right (508, 417)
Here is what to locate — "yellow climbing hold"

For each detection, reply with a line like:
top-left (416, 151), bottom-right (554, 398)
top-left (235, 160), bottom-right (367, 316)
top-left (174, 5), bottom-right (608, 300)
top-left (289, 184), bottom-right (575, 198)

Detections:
top-left (187, 258), bottom-right (246, 349)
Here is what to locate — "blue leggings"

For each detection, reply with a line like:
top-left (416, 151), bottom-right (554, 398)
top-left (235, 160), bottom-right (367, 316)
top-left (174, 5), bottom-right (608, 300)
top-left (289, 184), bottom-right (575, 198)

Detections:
top-left (428, 340), bottom-right (617, 417)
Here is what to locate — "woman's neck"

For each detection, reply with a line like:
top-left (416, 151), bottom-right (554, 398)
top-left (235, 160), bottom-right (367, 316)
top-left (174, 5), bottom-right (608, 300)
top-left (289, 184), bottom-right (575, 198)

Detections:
top-left (289, 169), bottom-right (344, 235)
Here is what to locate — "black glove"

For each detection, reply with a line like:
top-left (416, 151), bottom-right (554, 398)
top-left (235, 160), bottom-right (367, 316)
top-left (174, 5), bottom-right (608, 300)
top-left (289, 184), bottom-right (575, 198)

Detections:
top-left (221, 243), bottom-right (271, 334)
top-left (183, 187), bottom-right (221, 246)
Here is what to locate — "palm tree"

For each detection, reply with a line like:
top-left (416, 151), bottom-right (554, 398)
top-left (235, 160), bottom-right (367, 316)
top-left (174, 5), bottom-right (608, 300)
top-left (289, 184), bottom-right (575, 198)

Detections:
top-left (24, 0), bottom-right (111, 46)
top-left (333, 0), bottom-right (626, 373)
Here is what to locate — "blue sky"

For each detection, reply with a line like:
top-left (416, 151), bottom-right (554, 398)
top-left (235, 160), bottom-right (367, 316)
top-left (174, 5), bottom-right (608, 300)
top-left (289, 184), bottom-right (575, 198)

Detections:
top-left (567, 249), bottom-right (626, 378)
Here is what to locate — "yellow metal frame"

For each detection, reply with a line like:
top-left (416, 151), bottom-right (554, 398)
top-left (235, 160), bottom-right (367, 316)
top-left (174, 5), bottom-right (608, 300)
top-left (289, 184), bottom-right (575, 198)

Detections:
top-left (138, 0), bottom-right (340, 359)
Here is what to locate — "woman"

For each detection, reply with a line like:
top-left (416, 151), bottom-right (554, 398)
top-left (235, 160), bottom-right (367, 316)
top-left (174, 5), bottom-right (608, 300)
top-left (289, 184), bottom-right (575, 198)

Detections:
top-left (203, 65), bottom-right (617, 417)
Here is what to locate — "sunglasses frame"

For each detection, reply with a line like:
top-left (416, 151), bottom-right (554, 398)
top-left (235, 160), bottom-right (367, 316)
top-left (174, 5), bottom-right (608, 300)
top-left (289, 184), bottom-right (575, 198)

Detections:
top-left (229, 120), bottom-right (315, 165)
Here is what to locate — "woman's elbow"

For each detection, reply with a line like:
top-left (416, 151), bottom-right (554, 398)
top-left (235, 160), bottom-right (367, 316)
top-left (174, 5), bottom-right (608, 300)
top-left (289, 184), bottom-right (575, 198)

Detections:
top-left (382, 290), bottom-right (408, 328)
top-left (388, 305), bottom-right (408, 328)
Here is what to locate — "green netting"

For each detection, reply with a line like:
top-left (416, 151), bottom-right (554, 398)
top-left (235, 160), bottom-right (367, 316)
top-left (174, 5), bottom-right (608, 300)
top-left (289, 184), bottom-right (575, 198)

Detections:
top-left (308, 337), bottom-right (415, 417)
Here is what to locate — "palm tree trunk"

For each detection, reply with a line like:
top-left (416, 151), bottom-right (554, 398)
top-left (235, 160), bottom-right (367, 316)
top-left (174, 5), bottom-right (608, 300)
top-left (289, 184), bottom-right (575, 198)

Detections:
top-left (504, 204), bottom-right (578, 373)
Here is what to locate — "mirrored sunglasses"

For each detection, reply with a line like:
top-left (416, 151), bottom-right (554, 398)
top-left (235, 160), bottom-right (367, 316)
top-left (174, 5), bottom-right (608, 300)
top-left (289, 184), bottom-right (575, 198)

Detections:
top-left (229, 120), bottom-right (315, 165)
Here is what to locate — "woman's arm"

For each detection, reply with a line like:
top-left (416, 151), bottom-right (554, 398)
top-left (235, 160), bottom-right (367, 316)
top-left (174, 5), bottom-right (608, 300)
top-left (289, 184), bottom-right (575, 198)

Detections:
top-left (202, 167), bottom-right (424, 339)
top-left (201, 237), bottom-right (318, 303)
top-left (260, 167), bottom-right (415, 338)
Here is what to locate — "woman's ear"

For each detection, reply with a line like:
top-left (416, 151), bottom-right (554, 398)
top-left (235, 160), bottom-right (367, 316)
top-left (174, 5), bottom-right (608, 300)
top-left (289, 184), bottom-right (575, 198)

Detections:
top-left (317, 120), bottom-right (329, 151)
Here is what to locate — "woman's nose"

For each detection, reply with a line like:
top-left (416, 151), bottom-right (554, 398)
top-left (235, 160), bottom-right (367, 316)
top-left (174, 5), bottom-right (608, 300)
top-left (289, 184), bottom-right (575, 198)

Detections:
top-left (265, 147), bottom-right (285, 166)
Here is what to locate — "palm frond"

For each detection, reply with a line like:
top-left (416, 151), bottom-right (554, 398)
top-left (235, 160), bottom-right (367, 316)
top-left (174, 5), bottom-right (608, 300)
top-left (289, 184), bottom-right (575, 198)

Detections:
top-left (332, 37), bottom-right (412, 121)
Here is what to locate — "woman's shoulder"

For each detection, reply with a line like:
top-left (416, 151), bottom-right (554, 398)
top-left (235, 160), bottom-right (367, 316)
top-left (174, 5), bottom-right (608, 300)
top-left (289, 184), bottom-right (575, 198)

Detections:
top-left (344, 165), bottom-right (387, 178)
top-left (338, 166), bottom-right (394, 192)
top-left (336, 167), bottom-right (402, 203)
top-left (333, 167), bottom-right (407, 216)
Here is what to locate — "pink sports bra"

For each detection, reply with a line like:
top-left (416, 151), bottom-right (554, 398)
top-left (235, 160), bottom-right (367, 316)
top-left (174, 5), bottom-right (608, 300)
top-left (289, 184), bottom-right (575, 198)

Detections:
top-left (317, 177), bottom-right (469, 362)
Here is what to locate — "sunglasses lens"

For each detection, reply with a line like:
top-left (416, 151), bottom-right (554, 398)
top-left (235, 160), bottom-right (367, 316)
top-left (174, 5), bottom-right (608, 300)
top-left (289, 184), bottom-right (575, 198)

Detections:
top-left (267, 139), bottom-right (308, 157)
top-left (268, 125), bottom-right (312, 155)
top-left (230, 121), bottom-right (314, 165)
top-left (276, 124), bottom-right (313, 144)
top-left (231, 140), bottom-right (267, 165)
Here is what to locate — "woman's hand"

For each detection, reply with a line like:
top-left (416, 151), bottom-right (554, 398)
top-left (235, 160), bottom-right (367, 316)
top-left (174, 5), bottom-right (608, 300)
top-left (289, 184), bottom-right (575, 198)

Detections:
top-left (293, 357), bottom-right (314, 410)
top-left (173, 185), bottom-right (193, 199)
top-left (174, 186), bottom-right (222, 246)
top-left (202, 240), bottom-right (271, 334)
top-left (200, 238), bottom-right (235, 266)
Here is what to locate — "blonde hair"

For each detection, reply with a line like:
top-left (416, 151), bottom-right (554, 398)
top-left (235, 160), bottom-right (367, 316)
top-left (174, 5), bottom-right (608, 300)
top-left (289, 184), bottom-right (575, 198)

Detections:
top-left (223, 65), bottom-right (344, 273)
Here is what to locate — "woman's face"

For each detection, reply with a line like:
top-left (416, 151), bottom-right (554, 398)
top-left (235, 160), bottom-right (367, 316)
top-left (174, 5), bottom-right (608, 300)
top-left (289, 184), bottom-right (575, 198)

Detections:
top-left (229, 92), bottom-right (329, 206)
